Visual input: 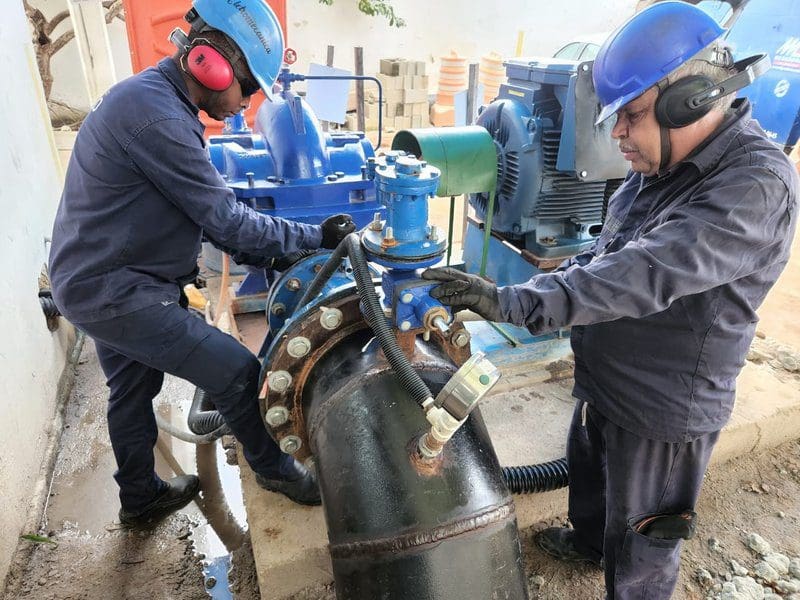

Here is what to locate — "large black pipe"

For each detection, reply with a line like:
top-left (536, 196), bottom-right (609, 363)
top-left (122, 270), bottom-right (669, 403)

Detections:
top-left (295, 235), bottom-right (570, 495)
top-left (304, 329), bottom-right (528, 600)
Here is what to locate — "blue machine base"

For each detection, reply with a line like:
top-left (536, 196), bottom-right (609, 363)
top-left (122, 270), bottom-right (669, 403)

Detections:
top-left (462, 220), bottom-right (540, 286)
top-left (464, 320), bottom-right (572, 371)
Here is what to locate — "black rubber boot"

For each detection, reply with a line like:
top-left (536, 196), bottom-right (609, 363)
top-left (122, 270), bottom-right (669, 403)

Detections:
top-left (119, 474), bottom-right (200, 528)
top-left (255, 459), bottom-right (321, 506)
top-left (536, 527), bottom-right (603, 569)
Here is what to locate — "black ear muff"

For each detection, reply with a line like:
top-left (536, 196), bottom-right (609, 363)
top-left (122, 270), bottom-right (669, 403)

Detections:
top-left (654, 75), bottom-right (716, 128)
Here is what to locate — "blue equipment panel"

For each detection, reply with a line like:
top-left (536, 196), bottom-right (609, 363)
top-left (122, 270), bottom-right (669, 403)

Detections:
top-left (723, 0), bottom-right (800, 147)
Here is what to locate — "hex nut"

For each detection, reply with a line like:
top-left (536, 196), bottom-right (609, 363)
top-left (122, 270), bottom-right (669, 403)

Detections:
top-left (399, 320), bottom-right (412, 332)
top-left (267, 370), bottom-right (292, 392)
top-left (279, 435), bottom-right (302, 454)
top-left (320, 307), bottom-right (343, 330)
top-left (287, 336), bottom-right (311, 358)
top-left (265, 406), bottom-right (290, 427)
top-left (271, 302), bottom-right (286, 316)
top-left (286, 278), bottom-right (302, 291)
top-left (452, 330), bottom-right (471, 348)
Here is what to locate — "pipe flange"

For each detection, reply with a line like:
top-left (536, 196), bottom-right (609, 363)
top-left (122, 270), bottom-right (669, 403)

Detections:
top-left (261, 290), bottom-right (370, 462)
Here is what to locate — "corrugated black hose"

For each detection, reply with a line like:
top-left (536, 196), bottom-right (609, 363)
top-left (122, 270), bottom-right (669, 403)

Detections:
top-left (187, 387), bottom-right (231, 437)
top-left (39, 289), bottom-right (60, 317)
top-left (502, 458), bottom-right (569, 494)
top-left (294, 234), bottom-right (570, 493)
top-left (295, 233), bottom-right (434, 408)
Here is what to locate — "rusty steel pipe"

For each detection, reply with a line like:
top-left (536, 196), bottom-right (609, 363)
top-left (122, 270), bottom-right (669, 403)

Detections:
top-left (303, 330), bottom-right (528, 600)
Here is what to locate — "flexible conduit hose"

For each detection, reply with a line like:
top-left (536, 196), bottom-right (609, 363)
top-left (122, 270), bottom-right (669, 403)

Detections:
top-left (501, 458), bottom-right (569, 494)
top-left (295, 234), bottom-right (570, 493)
top-left (155, 413), bottom-right (224, 445)
top-left (39, 293), bottom-right (60, 318)
top-left (187, 387), bottom-right (230, 437)
top-left (295, 234), bottom-right (434, 407)
top-left (295, 240), bottom-right (350, 309)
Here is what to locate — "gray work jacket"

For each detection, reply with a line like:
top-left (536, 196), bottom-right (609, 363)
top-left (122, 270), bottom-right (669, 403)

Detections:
top-left (499, 100), bottom-right (797, 442)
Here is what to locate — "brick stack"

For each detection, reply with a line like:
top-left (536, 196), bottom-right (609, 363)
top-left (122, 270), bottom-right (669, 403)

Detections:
top-left (352, 58), bottom-right (430, 131)
top-left (430, 51), bottom-right (467, 127)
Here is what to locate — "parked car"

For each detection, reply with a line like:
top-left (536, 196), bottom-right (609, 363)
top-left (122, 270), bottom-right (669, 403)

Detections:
top-left (552, 33), bottom-right (609, 61)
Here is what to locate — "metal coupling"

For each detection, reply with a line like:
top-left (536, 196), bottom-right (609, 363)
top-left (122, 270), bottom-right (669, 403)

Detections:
top-left (417, 352), bottom-right (501, 459)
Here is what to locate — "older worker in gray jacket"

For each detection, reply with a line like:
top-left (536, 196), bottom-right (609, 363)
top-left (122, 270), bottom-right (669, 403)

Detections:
top-left (424, 3), bottom-right (797, 598)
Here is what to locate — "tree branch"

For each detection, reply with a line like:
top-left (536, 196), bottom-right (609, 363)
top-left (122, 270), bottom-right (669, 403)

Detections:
top-left (44, 9), bottom-right (71, 36)
top-left (103, 0), bottom-right (125, 23)
top-left (51, 30), bottom-right (76, 56)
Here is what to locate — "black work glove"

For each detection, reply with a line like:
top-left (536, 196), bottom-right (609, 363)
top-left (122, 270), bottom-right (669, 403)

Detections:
top-left (272, 249), bottom-right (317, 272)
top-left (320, 214), bottom-right (356, 249)
top-left (230, 250), bottom-right (273, 269)
top-left (421, 267), bottom-right (503, 323)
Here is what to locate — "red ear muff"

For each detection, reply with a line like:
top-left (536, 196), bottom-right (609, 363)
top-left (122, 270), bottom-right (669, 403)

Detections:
top-left (186, 44), bottom-right (234, 92)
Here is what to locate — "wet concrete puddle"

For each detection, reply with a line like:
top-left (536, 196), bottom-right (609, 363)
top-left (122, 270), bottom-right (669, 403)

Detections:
top-left (46, 374), bottom-right (249, 599)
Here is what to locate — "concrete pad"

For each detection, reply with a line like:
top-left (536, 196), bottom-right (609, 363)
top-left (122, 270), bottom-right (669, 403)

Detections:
top-left (244, 351), bottom-right (800, 598)
top-left (239, 463), bottom-right (334, 599)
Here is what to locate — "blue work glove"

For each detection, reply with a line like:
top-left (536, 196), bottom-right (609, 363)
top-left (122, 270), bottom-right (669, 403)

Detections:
top-left (421, 267), bottom-right (503, 323)
top-left (320, 214), bottom-right (356, 249)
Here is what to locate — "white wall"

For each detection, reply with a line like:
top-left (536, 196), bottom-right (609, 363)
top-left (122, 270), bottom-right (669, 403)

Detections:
top-left (33, 0), bottom-right (132, 112)
top-left (285, 0), bottom-right (634, 83)
top-left (0, 0), bottom-right (73, 584)
top-left (39, 0), bottom-right (636, 109)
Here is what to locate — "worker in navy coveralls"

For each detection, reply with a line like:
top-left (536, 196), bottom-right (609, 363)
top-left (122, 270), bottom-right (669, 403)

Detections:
top-left (424, 2), bottom-right (797, 598)
top-left (49, 0), bottom-right (355, 527)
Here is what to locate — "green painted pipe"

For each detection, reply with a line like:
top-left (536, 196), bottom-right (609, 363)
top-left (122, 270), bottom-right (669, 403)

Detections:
top-left (391, 126), bottom-right (497, 197)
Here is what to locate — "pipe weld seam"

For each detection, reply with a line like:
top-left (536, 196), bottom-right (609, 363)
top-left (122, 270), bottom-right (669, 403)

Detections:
top-left (328, 500), bottom-right (516, 559)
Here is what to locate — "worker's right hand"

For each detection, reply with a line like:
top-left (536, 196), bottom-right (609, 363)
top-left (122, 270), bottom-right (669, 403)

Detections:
top-left (320, 214), bottom-right (356, 249)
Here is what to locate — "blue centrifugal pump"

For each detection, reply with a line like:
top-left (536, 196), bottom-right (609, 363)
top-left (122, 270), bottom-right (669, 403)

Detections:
top-left (205, 68), bottom-right (386, 299)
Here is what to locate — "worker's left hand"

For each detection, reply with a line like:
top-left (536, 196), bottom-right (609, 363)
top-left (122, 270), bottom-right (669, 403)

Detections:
top-left (421, 267), bottom-right (503, 323)
top-left (320, 214), bottom-right (356, 249)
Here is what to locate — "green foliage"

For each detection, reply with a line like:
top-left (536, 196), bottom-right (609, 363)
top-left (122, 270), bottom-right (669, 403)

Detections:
top-left (20, 534), bottom-right (58, 546)
top-left (317, 0), bottom-right (406, 27)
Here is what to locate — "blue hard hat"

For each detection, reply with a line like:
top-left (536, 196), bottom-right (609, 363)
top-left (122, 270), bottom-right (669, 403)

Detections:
top-left (192, 0), bottom-right (285, 99)
top-left (592, 1), bottom-right (725, 124)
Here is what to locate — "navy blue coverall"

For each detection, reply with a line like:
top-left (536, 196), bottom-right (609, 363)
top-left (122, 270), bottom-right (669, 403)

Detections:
top-left (49, 58), bottom-right (323, 512)
top-left (497, 100), bottom-right (797, 598)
